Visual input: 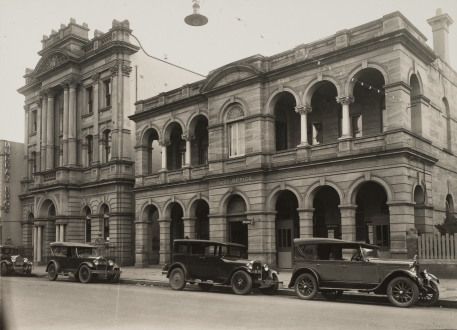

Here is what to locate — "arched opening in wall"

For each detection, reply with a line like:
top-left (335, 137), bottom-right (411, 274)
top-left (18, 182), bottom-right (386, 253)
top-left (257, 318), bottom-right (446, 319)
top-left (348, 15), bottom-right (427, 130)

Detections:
top-left (55, 91), bottom-right (64, 168)
top-left (190, 116), bottom-right (208, 166)
top-left (86, 135), bottom-right (93, 166)
top-left (24, 213), bottom-right (34, 256)
top-left (446, 194), bottom-right (454, 218)
top-left (39, 199), bottom-right (57, 262)
top-left (166, 123), bottom-right (185, 170)
top-left (351, 68), bottom-right (385, 137)
top-left (307, 82), bottom-right (339, 145)
top-left (226, 104), bottom-right (245, 158)
top-left (30, 151), bottom-right (37, 175)
top-left (413, 186), bottom-right (426, 234)
top-left (274, 92), bottom-right (300, 151)
top-left (102, 129), bottom-right (112, 163)
top-left (312, 186), bottom-right (341, 239)
top-left (101, 204), bottom-right (110, 241)
top-left (355, 182), bottom-right (390, 248)
top-left (143, 128), bottom-right (161, 174)
top-left (410, 74), bottom-right (422, 135)
top-left (145, 205), bottom-right (160, 264)
top-left (84, 206), bottom-right (92, 243)
top-left (443, 98), bottom-right (452, 151)
top-left (275, 190), bottom-right (299, 269)
top-left (194, 200), bottom-right (209, 240)
top-left (169, 203), bottom-right (184, 251)
top-left (227, 195), bottom-right (248, 248)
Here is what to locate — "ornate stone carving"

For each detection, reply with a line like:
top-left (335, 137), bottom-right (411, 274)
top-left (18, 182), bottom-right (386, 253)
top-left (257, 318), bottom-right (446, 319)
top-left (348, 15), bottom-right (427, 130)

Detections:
top-left (110, 64), bottom-right (119, 77)
top-left (226, 105), bottom-right (244, 121)
top-left (121, 65), bottom-right (132, 77)
top-left (37, 53), bottom-right (68, 74)
top-left (295, 105), bottom-right (311, 115)
top-left (336, 96), bottom-right (354, 105)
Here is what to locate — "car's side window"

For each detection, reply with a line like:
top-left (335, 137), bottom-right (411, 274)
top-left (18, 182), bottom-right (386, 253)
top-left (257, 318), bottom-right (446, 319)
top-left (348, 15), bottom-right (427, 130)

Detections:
top-left (204, 245), bottom-right (215, 256)
top-left (298, 244), bottom-right (317, 260)
top-left (174, 243), bottom-right (189, 254)
top-left (342, 248), bottom-right (360, 261)
top-left (52, 247), bottom-right (68, 257)
top-left (316, 246), bottom-right (343, 260)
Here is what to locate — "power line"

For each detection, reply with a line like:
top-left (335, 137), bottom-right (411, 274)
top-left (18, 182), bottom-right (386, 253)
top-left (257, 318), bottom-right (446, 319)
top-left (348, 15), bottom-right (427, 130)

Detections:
top-left (129, 32), bottom-right (206, 78)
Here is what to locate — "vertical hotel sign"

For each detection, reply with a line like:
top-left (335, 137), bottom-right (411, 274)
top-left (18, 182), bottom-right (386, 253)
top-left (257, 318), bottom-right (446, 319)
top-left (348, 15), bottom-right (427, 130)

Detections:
top-left (1, 141), bottom-right (11, 213)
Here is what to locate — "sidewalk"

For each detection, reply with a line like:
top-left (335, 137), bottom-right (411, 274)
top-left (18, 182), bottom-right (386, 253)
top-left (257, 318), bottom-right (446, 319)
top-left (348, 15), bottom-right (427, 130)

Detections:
top-left (31, 265), bottom-right (457, 307)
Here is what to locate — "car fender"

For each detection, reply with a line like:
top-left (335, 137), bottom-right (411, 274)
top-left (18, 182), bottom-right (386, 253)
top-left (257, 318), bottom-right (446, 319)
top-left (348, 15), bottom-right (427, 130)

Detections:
top-left (374, 270), bottom-right (419, 294)
top-left (166, 262), bottom-right (188, 279)
top-left (0, 260), bottom-right (12, 267)
top-left (45, 260), bottom-right (60, 273)
top-left (288, 267), bottom-right (320, 288)
top-left (77, 261), bottom-right (96, 273)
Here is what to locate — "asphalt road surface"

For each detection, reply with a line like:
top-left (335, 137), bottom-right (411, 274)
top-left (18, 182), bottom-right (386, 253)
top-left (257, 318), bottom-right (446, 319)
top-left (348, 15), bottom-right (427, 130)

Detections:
top-left (2, 276), bottom-right (456, 330)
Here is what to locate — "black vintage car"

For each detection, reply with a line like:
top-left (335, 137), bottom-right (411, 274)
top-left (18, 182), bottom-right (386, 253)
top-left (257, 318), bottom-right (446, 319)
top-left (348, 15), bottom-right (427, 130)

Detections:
top-left (163, 239), bottom-right (279, 295)
top-left (46, 242), bottom-right (121, 283)
top-left (288, 238), bottom-right (440, 307)
top-left (0, 245), bottom-right (33, 276)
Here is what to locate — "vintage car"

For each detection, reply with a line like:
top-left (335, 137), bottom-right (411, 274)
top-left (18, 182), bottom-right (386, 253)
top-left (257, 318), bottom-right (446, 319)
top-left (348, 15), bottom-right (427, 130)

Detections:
top-left (46, 242), bottom-right (121, 284)
top-left (288, 238), bottom-right (440, 307)
top-left (0, 245), bottom-right (33, 276)
top-left (163, 239), bottom-right (279, 295)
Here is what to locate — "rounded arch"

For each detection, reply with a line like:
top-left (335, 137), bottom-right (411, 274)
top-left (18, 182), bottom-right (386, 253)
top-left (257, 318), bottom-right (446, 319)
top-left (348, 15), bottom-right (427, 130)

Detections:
top-left (37, 197), bottom-right (59, 218)
top-left (266, 87), bottom-right (301, 116)
top-left (345, 63), bottom-right (389, 97)
top-left (408, 71), bottom-right (424, 95)
top-left (304, 181), bottom-right (344, 209)
top-left (140, 126), bottom-right (161, 146)
top-left (347, 176), bottom-right (393, 205)
top-left (446, 194), bottom-right (455, 215)
top-left (303, 77), bottom-right (342, 106)
top-left (163, 198), bottom-right (187, 219)
top-left (187, 195), bottom-right (210, 217)
top-left (82, 204), bottom-right (92, 215)
top-left (219, 97), bottom-right (249, 123)
top-left (162, 120), bottom-right (186, 142)
top-left (412, 184), bottom-right (426, 204)
top-left (139, 201), bottom-right (162, 221)
top-left (186, 112), bottom-right (209, 134)
top-left (218, 190), bottom-right (251, 214)
top-left (267, 184), bottom-right (303, 211)
top-left (312, 185), bottom-right (342, 239)
top-left (27, 212), bottom-right (34, 222)
top-left (97, 201), bottom-right (112, 214)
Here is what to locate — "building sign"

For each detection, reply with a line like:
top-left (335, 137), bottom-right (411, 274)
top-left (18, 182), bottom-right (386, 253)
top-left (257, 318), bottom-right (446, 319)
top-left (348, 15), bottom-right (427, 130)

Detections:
top-left (217, 176), bottom-right (252, 186)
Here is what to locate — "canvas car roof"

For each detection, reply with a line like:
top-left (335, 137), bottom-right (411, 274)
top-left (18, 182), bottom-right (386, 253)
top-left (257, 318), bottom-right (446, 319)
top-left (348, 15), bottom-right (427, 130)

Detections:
top-left (173, 239), bottom-right (246, 248)
top-left (293, 238), bottom-right (379, 249)
top-left (50, 242), bottom-right (96, 248)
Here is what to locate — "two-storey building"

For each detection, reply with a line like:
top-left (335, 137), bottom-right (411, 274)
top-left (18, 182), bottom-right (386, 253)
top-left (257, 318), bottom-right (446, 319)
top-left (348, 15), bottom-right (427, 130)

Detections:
top-left (130, 10), bottom-right (457, 268)
top-left (18, 19), bottom-right (200, 265)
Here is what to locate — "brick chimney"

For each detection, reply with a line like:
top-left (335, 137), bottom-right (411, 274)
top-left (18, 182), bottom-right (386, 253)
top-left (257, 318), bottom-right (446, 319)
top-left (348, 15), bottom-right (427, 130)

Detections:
top-left (427, 8), bottom-right (454, 63)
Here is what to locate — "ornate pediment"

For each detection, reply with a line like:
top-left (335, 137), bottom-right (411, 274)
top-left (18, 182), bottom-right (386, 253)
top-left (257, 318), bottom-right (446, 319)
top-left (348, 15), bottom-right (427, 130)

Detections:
top-left (34, 51), bottom-right (72, 75)
top-left (201, 64), bottom-right (262, 93)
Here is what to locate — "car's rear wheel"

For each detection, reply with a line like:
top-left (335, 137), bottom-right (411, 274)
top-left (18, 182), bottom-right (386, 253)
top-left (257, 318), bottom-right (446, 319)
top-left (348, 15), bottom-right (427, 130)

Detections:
top-left (387, 276), bottom-right (419, 307)
top-left (231, 270), bottom-right (253, 295)
top-left (321, 290), bottom-right (343, 300)
top-left (295, 273), bottom-right (318, 300)
top-left (0, 263), bottom-right (8, 276)
top-left (198, 283), bottom-right (212, 292)
top-left (260, 273), bottom-right (279, 295)
top-left (417, 282), bottom-right (439, 306)
top-left (47, 263), bottom-right (58, 281)
top-left (78, 265), bottom-right (92, 284)
top-left (169, 268), bottom-right (186, 290)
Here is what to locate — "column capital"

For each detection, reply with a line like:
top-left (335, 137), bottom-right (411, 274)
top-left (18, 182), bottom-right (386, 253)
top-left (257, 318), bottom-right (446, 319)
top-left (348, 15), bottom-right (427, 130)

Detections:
top-left (295, 105), bottom-right (312, 115)
top-left (110, 64), bottom-right (119, 77)
top-left (336, 96), bottom-right (354, 105)
top-left (121, 64), bottom-right (132, 77)
top-left (159, 139), bottom-right (170, 147)
top-left (91, 73), bottom-right (100, 83)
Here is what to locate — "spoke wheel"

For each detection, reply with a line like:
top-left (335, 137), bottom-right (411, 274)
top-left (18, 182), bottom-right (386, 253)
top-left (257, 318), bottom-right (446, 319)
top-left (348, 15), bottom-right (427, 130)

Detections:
top-left (47, 263), bottom-right (58, 281)
top-left (78, 265), bottom-right (92, 284)
top-left (418, 282), bottom-right (439, 306)
top-left (321, 290), bottom-right (343, 300)
top-left (294, 273), bottom-right (318, 300)
top-left (169, 268), bottom-right (186, 290)
top-left (387, 277), bottom-right (419, 307)
top-left (0, 263), bottom-right (8, 276)
top-left (260, 273), bottom-right (279, 295)
top-left (231, 270), bottom-right (253, 295)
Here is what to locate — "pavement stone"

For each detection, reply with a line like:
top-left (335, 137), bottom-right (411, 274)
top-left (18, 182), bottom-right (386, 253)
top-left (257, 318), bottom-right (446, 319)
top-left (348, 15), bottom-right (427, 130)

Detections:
top-left (30, 265), bottom-right (457, 308)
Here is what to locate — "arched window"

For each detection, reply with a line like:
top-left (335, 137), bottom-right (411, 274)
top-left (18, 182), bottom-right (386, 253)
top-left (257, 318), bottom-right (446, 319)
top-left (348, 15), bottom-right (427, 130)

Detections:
top-left (166, 123), bottom-right (185, 170)
top-left (86, 135), bottom-right (93, 166)
top-left (101, 204), bottom-right (110, 241)
top-left (226, 105), bottom-right (245, 158)
top-left (274, 92), bottom-right (300, 150)
top-left (446, 194), bottom-right (454, 218)
top-left (84, 206), bottom-right (92, 243)
top-left (102, 130), bottom-right (111, 163)
top-left (144, 129), bottom-right (160, 174)
top-left (30, 151), bottom-right (37, 175)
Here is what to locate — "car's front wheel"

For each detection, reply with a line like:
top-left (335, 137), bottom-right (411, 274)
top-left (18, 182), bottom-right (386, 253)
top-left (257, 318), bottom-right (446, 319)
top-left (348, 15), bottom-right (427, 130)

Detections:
top-left (260, 273), bottom-right (279, 295)
top-left (78, 265), bottom-right (92, 284)
top-left (387, 276), bottom-right (419, 307)
top-left (294, 273), bottom-right (318, 300)
top-left (0, 263), bottom-right (9, 276)
top-left (231, 270), bottom-right (253, 295)
top-left (417, 282), bottom-right (439, 306)
top-left (47, 263), bottom-right (58, 281)
top-left (169, 268), bottom-right (186, 290)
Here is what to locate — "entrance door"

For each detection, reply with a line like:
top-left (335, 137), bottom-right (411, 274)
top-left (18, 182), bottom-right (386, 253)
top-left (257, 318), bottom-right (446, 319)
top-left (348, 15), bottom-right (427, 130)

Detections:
top-left (229, 221), bottom-right (248, 247)
top-left (276, 219), bottom-right (293, 269)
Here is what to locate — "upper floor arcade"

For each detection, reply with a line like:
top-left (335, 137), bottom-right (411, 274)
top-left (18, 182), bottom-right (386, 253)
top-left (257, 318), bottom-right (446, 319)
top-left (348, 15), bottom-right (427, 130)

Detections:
top-left (130, 11), bottom-right (456, 187)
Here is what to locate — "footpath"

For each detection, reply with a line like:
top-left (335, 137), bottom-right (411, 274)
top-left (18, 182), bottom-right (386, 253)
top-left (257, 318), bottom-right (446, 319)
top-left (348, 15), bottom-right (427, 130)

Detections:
top-left (32, 265), bottom-right (457, 308)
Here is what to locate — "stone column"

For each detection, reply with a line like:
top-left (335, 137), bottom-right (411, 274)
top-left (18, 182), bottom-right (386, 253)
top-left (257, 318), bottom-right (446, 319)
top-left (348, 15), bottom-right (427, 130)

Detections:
top-left (40, 96), bottom-right (47, 171)
top-left (60, 224), bottom-right (65, 242)
top-left (37, 226), bottom-right (42, 263)
top-left (110, 64), bottom-right (120, 160)
top-left (33, 226), bottom-right (37, 262)
top-left (24, 106), bottom-right (29, 176)
top-left (55, 225), bottom-right (60, 242)
top-left (36, 100), bottom-right (42, 172)
top-left (158, 218), bottom-right (171, 264)
top-left (68, 83), bottom-right (77, 166)
top-left (388, 201), bottom-right (415, 258)
top-left (209, 214), bottom-right (227, 242)
top-left (135, 220), bottom-right (149, 267)
top-left (339, 205), bottom-right (357, 241)
top-left (298, 208), bottom-right (314, 238)
top-left (337, 96), bottom-right (353, 139)
top-left (262, 212), bottom-right (277, 265)
top-left (62, 85), bottom-right (69, 166)
top-left (183, 217), bottom-right (196, 239)
top-left (92, 75), bottom-right (100, 164)
top-left (160, 141), bottom-right (168, 171)
top-left (183, 134), bottom-right (191, 167)
top-left (295, 105), bottom-right (311, 146)
top-left (46, 93), bottom-right (55, 170)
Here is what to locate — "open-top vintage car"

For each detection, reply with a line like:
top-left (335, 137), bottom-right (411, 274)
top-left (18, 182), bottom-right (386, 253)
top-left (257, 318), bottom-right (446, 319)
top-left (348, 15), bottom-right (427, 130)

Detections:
top-left (288, 238), bottom-right (439, 307)
top-left (163, 239), bottom-right (280, 295)
top-left (0, 245), bottom-right (33, 276)
top-left (46, 242), bottom-right (121, 284)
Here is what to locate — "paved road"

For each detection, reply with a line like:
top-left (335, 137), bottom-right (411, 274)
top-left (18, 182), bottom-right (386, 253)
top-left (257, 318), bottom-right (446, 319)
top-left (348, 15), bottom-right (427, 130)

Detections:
top-left (2, 276), bottom-right (456, 330)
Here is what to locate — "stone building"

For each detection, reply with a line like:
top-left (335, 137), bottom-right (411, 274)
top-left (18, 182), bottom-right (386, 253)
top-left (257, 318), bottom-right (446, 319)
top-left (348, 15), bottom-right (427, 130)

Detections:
top-left (131, 10), bottom-right (457, 268)
top-left (18, 19), bottom-right (200, 265)
top-left (0, 141), bottom-right (25, 246)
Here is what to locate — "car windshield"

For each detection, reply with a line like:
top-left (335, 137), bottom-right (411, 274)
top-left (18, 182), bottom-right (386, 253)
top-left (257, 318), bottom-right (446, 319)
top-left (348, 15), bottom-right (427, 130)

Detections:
top-left (1, 248), bottom-right (18, 255)
top-left (361, 247), bottom-right (379, 259)
top-left (221, 245), bottom-right (247, 258)
top-left (77, 247), bottom-right (98, 258)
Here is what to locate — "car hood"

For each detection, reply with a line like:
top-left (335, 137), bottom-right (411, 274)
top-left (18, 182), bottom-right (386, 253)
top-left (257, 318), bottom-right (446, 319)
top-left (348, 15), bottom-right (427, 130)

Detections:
top-left (368, 258), bottom-right (414, 267)
top-left (222, 257), bottom-right (260, 265)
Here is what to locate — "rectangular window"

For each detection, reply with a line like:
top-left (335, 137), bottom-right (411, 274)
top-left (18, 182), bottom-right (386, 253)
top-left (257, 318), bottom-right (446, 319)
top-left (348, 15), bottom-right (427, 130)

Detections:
top-left (31, 110), bottom-right (37, 133)
top-left (228, 121), bottom-right (245, 157)
top-left (103, 79), bottom-right (111, 107)
top-left (86, 86), bottom-right (93, 114)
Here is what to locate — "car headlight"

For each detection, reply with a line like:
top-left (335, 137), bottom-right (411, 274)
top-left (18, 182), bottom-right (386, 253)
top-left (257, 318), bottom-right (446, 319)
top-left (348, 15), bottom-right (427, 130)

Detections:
top-left (263, 264), bottom-right (269, 272)
top-left (93, 259), bottom-right (99, 266)
top-left (246, 261), bottom-right (253, 270)
top-left (11, 256), bottom-right (17, 262)
top-left (23, 258), bottom-right (29, 263)
top-left (108, 260), bottom-right (114, 267)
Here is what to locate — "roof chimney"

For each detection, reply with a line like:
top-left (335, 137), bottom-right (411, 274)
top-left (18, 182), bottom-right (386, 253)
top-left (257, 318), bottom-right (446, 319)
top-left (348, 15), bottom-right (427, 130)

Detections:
top-left (427, 8), bottom-right (453, 63)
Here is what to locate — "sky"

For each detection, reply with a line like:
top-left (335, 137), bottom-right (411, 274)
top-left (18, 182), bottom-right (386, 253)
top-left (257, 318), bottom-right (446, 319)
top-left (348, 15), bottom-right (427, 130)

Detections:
top-left (0, 0), bottom-right (456, 143)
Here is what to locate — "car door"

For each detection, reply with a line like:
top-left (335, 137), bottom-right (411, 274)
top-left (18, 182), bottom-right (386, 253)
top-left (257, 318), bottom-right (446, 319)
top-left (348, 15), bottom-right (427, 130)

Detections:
top-left (338, 247), bottom-right (378, 288)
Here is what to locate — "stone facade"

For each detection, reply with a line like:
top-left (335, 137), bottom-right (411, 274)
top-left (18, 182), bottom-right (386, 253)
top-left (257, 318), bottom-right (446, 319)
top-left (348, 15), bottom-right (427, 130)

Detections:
top-left (18, 19), bottom-right (201, 265)
top-left (0, 141), bottom-right (25, 247)
top-left (130, 11), bottom-right (457, 268)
